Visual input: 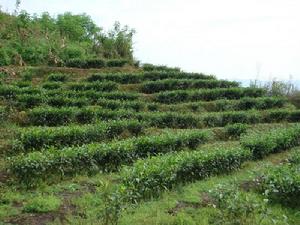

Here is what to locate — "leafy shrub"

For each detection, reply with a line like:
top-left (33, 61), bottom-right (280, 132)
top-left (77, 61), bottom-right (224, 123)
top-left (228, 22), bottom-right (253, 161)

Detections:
top-left (42, 82), bottom-right (62, 90)
top-left (15, 94), bottom-right (45, 109)
top-left (258, 164), bottom-right (300, 207)
top-left (140, 112), bottom-right (201, 128)
top-left (141, 79), bottom-right (239, 94)
top-left (289, 91), bottom-right (300, 109)
top-left (66, 58), bottom-right (106, 68)
top-left (206, 184), bottom-right (285, 225)
top-left (9, 130), bottom-right (210, 184)
top-left (67, 81), bottom-right (117, 92)
top-left (87, 72), bottom-right (215, 84)
top-left (46, 96), bottom-right (89, 108)
top-left (121, 145), bottom-right (251, 201)
top-left (12, 119), bottom-right (145, 152)
top-left (142, 64), bottom-right (181, 72)
top-left (23, 195), bottom-right (61, 213)
top-left (26, 107), bottom-right (76, 126)
top-left (0, 48), bottom-right (11, 66)
top-left (155, 88), bottom-right (266, 104)
top-left (225, 123), bottom-right (248, 138)
top-left (289, 148), bottom-right (300, 165)
top-left (240, 125), bottom-right (300, 159)
top-left (47, 73), bottom-right (68, 82)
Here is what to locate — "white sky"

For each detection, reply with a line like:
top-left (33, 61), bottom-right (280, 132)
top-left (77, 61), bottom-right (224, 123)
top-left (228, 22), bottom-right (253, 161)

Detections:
top-left (1, 0), bottom-right (300, 81)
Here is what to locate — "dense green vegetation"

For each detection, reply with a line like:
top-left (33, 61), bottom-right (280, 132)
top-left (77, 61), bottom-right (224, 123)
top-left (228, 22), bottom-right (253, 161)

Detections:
top-left (0, 7), bottom-right (299, 223)
top-left (0, 9), bottom-right (135, 66)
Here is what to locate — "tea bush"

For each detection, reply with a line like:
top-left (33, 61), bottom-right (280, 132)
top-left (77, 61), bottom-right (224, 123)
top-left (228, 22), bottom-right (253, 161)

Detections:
top-left (12, 119), bottom-right (145, 152)
top-left (47, 73), bottom-right (68, 82)
top-left (121, 145), bottom-right (251, 201)
top-left (141, 79), bottom-right (239, 93)
top-left (155, 87), bottom-right (266, 104)
top-left (9, 129), bottom-right (211, 184)
top-left (259, 164), bottom-right (300, 207)
top-left (240, 125), bottom-right (300, 159)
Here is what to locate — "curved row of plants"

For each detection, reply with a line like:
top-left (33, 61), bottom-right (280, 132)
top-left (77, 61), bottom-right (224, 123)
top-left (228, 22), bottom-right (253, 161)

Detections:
top-left (0, 86), bottom-right (139, 101)
top-left (24, 106), bottom-right (300, 127)
top-left (11, 94), bottom-right (287, 113)
top-left (11, 119), bottom-right (146, 153)
top-left (140, 79), bottom-right (239, 93)
top-left (120, 125), bottom-right (300, 201)
top-left (154, 87), bottom-right (266, 103)
top-left (86, 71), bottom-right (216, 84)
top-left (8, 129), bottom-right (211, 185)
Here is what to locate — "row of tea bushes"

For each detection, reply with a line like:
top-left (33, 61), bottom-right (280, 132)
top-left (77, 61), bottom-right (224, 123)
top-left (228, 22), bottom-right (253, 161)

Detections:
top-left (12, 119), bottom-right (145, 153)
top-left (0, 86), bottom-right (41, 99)
top-left (140, 79), bottom-right (239, 93)
top-left (155, 87), bottom-right (266, 104)
top-left (12, 92), bottom-right (287, 114)
top-left (121, 145), bottom-right (251, 201)
top-left (240, 125), bottom-right (300, 159)
top-left (65, 58), bottom-right (129, 69)
top-left (120, 127), bottom-right (300, 201)
top-left (1, 85), bottom-right (140, 102)
top-left (41, 81), bottom-right (118, 92)
top-left (174, 97), bottom-right (287, 112)
top-left (24, 106), bottom-right (300, 127)
top-left (25, 107), bottom-right (135, 126)
top-left (8, 129), bottom-right (211, 184)
top-left (87, 72), bottom-right (215, 84)
top-left (47, 73), bottom-right (68, 82)
top-left (66, 81), bottom-right (118, 92)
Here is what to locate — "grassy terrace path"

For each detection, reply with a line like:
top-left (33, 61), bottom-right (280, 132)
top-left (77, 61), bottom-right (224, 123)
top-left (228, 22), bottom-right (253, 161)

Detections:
top-left (0, 66), bottom-right (299, 225)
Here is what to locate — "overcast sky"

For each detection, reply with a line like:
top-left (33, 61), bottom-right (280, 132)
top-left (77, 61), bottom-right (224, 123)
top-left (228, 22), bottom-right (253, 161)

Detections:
top-left (1, 0), bottom-right (299, 81)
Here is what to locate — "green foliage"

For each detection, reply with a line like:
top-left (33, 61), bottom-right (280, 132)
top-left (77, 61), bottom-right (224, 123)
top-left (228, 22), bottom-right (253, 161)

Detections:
top-left (67, 81), bottom-right (117, 92)
top-left (42, 82), bottom-right (62, 90)
top-left (66, 58), bottom-right (106, 69)
top-left (225, 123), bottom-right (248, 138)
top-left (26, 106), bottom-right (77, 126)
top-left (141, 79), bottom-right (239, 94)
top-left (47, 73), bottom-right (68, 82)
top-left (12, 119), bottom-right (145, 152)
top-left (23, 195), bottom-right (61, 213)
top-left (240, 125), bottom-right (300, 159)
top-left (155, 87), bottom-right (266, 104)
top-left (207, 184), bottom-right (287, 225)
top-left (0, 10), bottom-right (134, 66)
top-left (142, 63), bottom-right (181, 72)
top-left (0, 48), bottom-right (11, 66)
top-left (9, 130), bottom-right (210, 184)
top-left (289, 148), bottom-right (300, 165)
top-left (121, 146), bottom-right (251, 201)
top-left (87, 72), bottom-right (215, 84)
top-left (289, 91), bottom-right (300, 109)
top-left (258, 164), bottom-right (300, 207)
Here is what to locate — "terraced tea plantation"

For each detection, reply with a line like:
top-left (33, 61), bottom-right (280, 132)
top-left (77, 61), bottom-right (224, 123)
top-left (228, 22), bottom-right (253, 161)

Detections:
top-left (0, 69), bottom-right (299, 225)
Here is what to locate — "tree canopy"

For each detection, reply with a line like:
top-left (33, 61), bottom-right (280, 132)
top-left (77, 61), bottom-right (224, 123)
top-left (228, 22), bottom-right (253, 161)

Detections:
top-left (0, 9), bottom-right (135, 66)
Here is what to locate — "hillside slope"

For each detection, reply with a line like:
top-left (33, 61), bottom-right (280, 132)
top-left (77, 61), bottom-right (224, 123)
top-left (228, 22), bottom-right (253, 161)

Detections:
top-left (0, 67), bottom-right (299, 225)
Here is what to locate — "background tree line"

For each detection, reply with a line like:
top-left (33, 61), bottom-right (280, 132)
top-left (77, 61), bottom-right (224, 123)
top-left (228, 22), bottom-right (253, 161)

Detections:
top-left (0, 8), bottom-right (135, 66)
